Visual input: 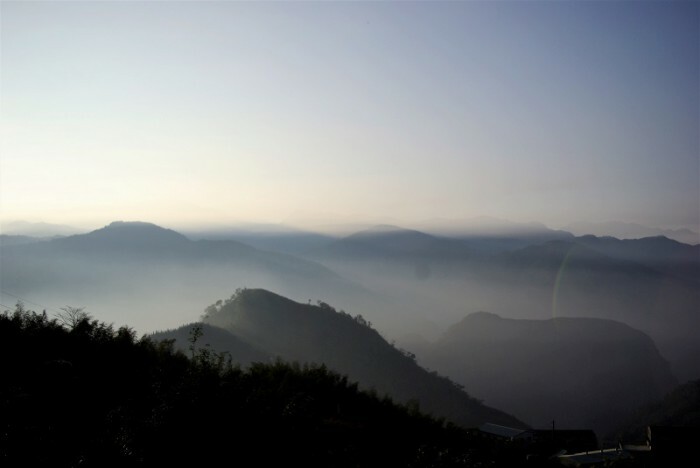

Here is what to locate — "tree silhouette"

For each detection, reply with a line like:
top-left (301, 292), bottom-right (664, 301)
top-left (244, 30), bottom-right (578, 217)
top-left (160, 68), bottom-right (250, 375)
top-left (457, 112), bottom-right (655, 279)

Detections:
top-left (56, 306), bottom-right (89, 329)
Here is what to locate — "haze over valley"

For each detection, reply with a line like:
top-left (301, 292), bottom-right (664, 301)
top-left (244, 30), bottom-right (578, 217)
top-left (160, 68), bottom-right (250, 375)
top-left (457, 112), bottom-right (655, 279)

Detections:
top-left (1, 218), bottom-right (698, 440)
top-left (1, 1), bottom-right (698, 465)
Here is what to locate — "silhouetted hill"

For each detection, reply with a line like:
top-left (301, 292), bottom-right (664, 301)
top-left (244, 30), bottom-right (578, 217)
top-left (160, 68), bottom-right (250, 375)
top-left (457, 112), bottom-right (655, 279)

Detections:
top-left (55, 221), bottom-right (192, 257)
top-left (323, 225), bottom-right (474, 260)
top-left (317, 225), bottom-right (482, 282)
top-left (183, 224), bottom-right (335, 256)
top-left (151, 322), bottom-right (270, 366)
top-left (1, 305), bottom-right (500, 467)
top-left (3, 220), bottom-right (347, 277)
top-left (40, 221), bottom-right (300, 266)
top-left (418, 312), bottom-right (677, 436)
top-left (201, 288), bottom-right (526, 429)
top-left (499, 239), bottom-right (700, 380)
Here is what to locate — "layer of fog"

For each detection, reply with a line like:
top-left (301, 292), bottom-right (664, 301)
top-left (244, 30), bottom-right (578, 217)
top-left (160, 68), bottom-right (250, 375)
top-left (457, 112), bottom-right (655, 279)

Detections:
top-left (1, 220), bottom-right (698, 437)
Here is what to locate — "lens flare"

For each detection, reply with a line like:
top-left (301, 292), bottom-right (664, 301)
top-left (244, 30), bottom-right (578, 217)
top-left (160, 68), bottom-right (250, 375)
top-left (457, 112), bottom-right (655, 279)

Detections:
top-left (551, 246), bottom-right (577, 320)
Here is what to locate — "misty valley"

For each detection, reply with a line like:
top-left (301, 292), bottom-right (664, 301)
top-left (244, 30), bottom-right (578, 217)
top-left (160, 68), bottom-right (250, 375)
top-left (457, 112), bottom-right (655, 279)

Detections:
top-left (3, 0), bottom-right (698, 465)
top-left (1, 220), bottom-right (698, 466)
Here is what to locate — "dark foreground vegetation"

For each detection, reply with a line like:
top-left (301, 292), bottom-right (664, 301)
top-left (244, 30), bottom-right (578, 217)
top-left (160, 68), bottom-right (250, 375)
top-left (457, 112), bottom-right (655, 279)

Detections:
top-left (613, 378), bottom-right (700, 442)
top-left (0, 304), bottom-right (531, 467)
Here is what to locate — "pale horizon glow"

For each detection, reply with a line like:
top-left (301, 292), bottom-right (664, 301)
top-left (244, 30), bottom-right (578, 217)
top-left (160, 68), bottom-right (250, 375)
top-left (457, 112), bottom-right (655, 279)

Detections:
top-left (1, 1), bottom-right (698, 234)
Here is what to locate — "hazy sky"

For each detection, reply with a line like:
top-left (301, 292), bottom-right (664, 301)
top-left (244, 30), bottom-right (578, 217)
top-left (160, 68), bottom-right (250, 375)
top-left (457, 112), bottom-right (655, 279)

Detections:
top-left (1, 0), bottom-right (698, 232)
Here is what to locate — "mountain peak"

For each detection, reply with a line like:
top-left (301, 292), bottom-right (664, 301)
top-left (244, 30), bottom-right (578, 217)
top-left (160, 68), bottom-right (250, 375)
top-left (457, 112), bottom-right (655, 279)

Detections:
top-left (98, 220), bottom-right (185, 234)
top-left (341, 225), bottom-right (443, 247)
top-left (202, 288), bottom-right (526, 429)
top-left (91, 221), bottom-right (189, 240)
top-left (104, 220), bottom-right (174, 230)
top-left (55, 220), bottom-right (191, 250)
top-left (354, 224), bottom-right (431, 237)
top-left (107, 220), bottom-right (153, 227)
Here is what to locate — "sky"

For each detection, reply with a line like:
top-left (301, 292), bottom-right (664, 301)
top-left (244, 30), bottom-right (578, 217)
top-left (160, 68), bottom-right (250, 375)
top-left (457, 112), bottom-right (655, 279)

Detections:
top-left (1, 0), bottom-right (698, 233)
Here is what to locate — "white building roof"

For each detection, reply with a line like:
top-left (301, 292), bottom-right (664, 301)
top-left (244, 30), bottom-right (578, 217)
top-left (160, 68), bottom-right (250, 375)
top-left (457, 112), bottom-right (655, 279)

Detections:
top-left (478, 423), bottom-right (528, 439)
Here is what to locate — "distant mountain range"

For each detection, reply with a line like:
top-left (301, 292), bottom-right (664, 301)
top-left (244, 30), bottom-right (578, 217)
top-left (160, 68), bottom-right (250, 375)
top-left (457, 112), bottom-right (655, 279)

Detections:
top-left (3, 220), bottom-right (696, 379)
top-left (154, 288), bottom-right (526, 429)
top-left (572, 234), bottom-right (700, 282)
top-left (322, 225), bottom-right (475, 263)
top-left (0, 220), bottom-right (83, 237)
top-left (565, 221), bottom-right (699, 245)
top-left (3, 219), bottom-right (697, 441)
top-left (4, 217), bottom-right (697, 244)
top-left (0, 221), bottom-right (345, 279)
top-left (409, 312), bottom-right (677, 436)
top-left (315, 225), bottom-right (700, 381)
top-left (0, 221), bottom-right (370, 332)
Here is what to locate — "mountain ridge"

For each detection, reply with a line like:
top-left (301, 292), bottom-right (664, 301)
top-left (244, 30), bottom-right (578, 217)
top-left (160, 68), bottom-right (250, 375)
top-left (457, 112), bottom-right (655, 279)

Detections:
top-left (0, 222), bottom-right (369, 333)
top-left (193, 288), bottom-right (527, 429)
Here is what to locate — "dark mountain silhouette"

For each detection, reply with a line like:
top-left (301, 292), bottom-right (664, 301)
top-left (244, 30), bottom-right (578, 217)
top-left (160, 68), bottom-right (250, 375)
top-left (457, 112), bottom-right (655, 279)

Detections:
top-left (498, 239), bottom-right (700, 381)
top-left (192, 288), bottom-right (525, 429)
top-left (35, 221), bottom-right (328, 270)
top-left (416, 312), bottom-right (677, 436)
top-left (3, 219), bottom-right (697, 437)
top-left (151, 322), bottom-right (270, 366)
top-left (54, 221), bottom-right (192, 257)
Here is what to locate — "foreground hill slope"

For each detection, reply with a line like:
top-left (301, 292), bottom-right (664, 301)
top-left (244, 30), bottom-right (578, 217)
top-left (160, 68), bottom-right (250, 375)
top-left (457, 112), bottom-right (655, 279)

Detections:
top-left (199, 288), bottom-right (524, 429)
top-left (0, 305), bottom-right (500, 467)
